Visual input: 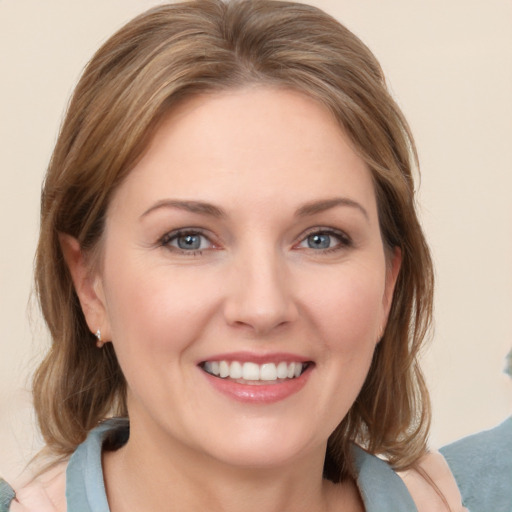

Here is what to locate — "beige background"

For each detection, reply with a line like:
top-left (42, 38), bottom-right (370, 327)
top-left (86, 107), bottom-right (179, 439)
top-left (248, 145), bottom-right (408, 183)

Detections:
top-left (1, 0), bottom-right (511, 481)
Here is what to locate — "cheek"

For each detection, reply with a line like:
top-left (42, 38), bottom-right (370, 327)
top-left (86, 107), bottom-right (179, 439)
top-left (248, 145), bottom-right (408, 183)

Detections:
top-left (102, 259), bottom-right (221, 361)
top-left (101, 263), bottom-right (221, 417)
top-left (304, 266), bottom-right (386, 352)
top-left (295, 267), bottom-right (387, 436)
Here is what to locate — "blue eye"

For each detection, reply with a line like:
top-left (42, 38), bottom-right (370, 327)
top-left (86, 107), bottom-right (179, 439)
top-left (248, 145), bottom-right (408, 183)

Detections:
top-left (306, 233), bottom-right (332, 249)
top-left (160, 230), bottom-right (212, 252)
top-left (176, 234), bottom-right (203, 250)
top-left (298, 229), bottom-right (351, 252)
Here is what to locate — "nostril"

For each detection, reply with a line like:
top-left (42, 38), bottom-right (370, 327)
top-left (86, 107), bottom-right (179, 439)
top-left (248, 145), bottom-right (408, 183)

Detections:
top-left (223, 293), bottom-right (299, 334)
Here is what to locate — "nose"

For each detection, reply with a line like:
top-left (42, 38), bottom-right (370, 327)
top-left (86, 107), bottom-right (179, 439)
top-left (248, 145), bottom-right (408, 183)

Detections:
top-left (223, 246), bottom-right (299, 335)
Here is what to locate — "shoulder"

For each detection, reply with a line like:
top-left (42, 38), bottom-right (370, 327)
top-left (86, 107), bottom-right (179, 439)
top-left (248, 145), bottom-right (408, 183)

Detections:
top-left (440, 416), bottom-right (512, 512)
top-left (0, 418), bottom-right (127, 512)
top-left (398, 451), bottom-right (467, 512)
top-left (0, 478), bottom-right (15, 512)
top-left (352, 445), bottom-right (467, 511)
top-left (0, 462), bottom-right (67, 512)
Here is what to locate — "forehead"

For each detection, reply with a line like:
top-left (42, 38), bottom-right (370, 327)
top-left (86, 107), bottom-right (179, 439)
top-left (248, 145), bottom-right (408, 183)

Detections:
top-left (109, 86), bottom-right (378, 221)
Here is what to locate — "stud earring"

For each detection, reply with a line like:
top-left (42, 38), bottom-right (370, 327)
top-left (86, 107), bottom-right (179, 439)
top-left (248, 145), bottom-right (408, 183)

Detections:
top-left (95, 329), bottom-right (104, 348)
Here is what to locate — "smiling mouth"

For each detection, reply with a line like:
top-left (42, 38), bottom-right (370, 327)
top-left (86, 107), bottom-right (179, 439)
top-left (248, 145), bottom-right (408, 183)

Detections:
top-left (199, 360), bottom-right (312, 383)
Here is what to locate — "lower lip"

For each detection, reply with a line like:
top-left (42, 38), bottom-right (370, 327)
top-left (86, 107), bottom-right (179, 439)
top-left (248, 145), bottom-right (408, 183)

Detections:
top-left (200, 366), bottom-right (313, 404)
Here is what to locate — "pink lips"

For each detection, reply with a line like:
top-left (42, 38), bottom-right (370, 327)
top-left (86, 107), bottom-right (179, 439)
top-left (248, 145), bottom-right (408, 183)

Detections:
top-left (198, 352), bottom-right (314, 404)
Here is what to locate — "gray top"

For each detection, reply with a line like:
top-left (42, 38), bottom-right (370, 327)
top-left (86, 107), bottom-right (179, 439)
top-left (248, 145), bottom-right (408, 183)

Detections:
top-left (2, 417), bottom-right (511, 511)
top-left (65, 418), bottom-right (417, 512)
top-left (440, 416), bottom-right (512, 512)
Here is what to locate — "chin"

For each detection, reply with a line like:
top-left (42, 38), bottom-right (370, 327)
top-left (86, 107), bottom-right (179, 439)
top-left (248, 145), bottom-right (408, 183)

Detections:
top-left (194, 420), bottom-right (324, 470)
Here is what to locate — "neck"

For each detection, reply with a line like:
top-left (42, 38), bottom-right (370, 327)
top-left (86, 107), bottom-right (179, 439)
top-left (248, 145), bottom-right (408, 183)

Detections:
top-left (102, 417), bottom-right (362, 512)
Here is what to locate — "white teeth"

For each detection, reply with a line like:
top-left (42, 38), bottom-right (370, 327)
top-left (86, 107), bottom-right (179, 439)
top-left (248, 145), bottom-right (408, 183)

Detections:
top-left (219, 360), bottom-right (230, 378)
top-left (242, 362), bottom-right (260, 380)
top-left (277, 361), bottom-right (288, 379)
top-left (260, 363), bottom-right (277, 381)
top-left (229, 361), bottom-right (243, 379)
top-left (202, 360), bottom-right (306, 381)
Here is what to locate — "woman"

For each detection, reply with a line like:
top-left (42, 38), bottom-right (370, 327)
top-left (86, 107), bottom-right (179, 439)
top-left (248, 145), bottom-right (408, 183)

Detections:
top-left (0, 1), bottom-right (507, 510)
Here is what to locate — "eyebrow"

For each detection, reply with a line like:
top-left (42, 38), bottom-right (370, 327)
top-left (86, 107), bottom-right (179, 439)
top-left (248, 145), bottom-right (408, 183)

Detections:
top-left (140, 196), bottom-right (369, 221)
top-left (296, 197), bottom-right (369, 220)
top-left (141, 199), bottom-right (226, 219)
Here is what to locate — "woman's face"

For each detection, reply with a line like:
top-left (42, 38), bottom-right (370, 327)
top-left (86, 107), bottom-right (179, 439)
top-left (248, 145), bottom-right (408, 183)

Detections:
top-left (90, 87), bottom-right (400, 469)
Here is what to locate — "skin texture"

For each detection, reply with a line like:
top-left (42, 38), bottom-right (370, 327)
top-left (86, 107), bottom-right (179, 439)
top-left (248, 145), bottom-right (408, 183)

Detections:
top-left (63, 87), bottom-right (400, 512)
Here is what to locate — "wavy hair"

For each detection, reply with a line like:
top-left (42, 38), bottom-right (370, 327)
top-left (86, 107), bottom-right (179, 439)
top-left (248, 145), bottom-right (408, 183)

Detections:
top-left (33, 0), bottom-right (433, 482)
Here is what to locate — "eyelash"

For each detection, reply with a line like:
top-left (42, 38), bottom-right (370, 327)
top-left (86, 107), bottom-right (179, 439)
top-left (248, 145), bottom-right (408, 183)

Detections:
top-left (158, 227), bottom-right (353, 256)
top-left (296, 228), bottom-right (353, 254)
top-left (158, 229), bottom-right (214, 256)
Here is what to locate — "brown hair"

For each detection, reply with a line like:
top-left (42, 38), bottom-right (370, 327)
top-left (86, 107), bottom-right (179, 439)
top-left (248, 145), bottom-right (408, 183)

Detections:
top-left (33, 0), bottom-right (433, 482)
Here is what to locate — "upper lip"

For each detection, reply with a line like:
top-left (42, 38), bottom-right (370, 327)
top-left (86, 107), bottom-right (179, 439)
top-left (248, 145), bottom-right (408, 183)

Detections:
top-left (197, 351), bottom-right (313, 365)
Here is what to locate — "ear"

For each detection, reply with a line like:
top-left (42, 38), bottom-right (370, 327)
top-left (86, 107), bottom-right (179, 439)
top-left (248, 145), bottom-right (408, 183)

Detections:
top-left (59, 233), bottom-right (111, 342)
top-left (380, 246), bottom-right (402, 335)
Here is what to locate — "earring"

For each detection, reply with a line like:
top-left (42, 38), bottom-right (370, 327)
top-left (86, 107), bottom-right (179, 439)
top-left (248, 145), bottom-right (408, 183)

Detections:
top-left (95, 329), bottom-right (104, 348)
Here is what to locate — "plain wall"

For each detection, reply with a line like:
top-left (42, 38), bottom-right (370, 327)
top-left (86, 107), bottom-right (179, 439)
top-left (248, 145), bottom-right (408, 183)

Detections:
top-left (1, 0), bottom-right (511, 481)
